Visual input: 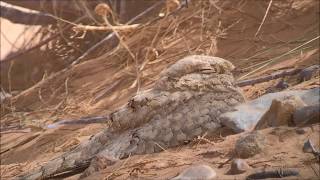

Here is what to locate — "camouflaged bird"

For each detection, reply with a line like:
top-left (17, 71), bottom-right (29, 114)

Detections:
top-left (20, 55), bottom-right (245, 179)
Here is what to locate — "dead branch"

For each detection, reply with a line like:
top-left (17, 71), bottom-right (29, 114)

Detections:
top-left (0, 3), bottom-right (56, 25)
top-left (2, 0), bottom-right (97, 21)
top-left (1, 16), bottom-right (85, 62)
top-left (71, 0), bottom-right (166, 66)
top-left (95, 3), bottom-right (141, 92)
top-left (239, 36), bottom-right (320, 80)
top-left (255, 0), bottom-right (273, 37)
top-left (73, 24), bottom-right (140, 32)
top-left (47, 116), bottom-right (109, 129)
top-left (236, 68), bottom-right (301, 87)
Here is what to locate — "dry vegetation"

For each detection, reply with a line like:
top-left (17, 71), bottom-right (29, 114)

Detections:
top-left (0, 0), bottom-right (319, 179)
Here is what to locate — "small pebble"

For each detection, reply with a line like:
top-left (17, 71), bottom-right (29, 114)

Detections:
top-left (299, 65), bottom-right (320, 82)
top-left (275, 79), bottom-right (289, 89)
top-left (295, 128), bottom-right (306, 134)
top-left (172, 165), bottom-right (216, 180)
top-left (228, 158), bottom-right (251, 175)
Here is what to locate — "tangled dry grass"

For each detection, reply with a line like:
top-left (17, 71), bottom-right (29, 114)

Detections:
top-left (1, 0), bottom-right (319, 129)
top-left (0, 0), bottom-right (319, 179)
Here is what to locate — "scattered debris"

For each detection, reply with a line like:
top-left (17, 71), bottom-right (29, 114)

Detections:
top-left (234, 131), bottom-right (265, 159)
top-left (171, 165), bottom-right (217, 180)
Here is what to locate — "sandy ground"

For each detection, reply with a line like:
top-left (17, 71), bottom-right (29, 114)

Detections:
top-left (0, 0), bottom-right (319, 179)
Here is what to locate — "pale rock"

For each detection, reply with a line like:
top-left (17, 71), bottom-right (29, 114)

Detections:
top-left (221, 88), bottom-right (319, 132)
top-left (228, 158), bottom-right (251, 175)
top-left (254, 95), bottom-right (306, 130)
top-left (172, 165), bottom-right (217, 180)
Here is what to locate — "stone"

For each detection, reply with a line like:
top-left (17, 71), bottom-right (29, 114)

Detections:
top-left (295, 128), bottom-right (306, 134)
top-left (275, 79), bottom-right (289, 89)
top-left (302, 139), bottom-right (317, 154)
top-left (227, 158), bottom-right (251, 175)
top-left (254, 95), bottom-right (306, 130)
top-left (293, 104), bottom-right (320, 126)
top-left (172, 165), bottom-right (217, 180)
top-left (299, 65), bottom-right (319, 82)
top-left (221, 88), bottom-right (320, 132)
top-left (234, 131), bottom-right (265, 159)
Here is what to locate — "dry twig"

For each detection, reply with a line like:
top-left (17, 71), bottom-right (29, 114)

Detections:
top-left (94, 3), bottom-right (141, 93)
top-left (239, 35), bottom-right (320, 80)
top-left (255, 0), bottom-right (273, 37)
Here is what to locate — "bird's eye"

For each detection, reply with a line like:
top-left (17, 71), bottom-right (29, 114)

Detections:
top-left (200, 68), bottom-right (215, 73)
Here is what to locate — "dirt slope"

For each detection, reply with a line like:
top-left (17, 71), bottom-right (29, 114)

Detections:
top-left (0, 0), bottom-right (319, 179)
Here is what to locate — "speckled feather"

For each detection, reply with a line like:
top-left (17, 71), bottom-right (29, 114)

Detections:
top-left (19, 55), bottom-right (245, 179)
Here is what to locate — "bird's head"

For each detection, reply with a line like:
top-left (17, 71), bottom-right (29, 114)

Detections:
top-left (154, 55), bottom-right (236, 91)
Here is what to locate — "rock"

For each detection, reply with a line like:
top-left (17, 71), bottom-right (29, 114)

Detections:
top-left (220, 88), bottom-right (319, 132)
top-left (302, 139), bottom-right (317, 154)
top-left (254, 95), bottom-right (306, 130)
top-left (172, 165), bottom-right (217, 180)
top-left (228, 158), bottom-right (251, 175)
top-left (299, 65), bottom-right (319, 82)
top-left (295, 128), bottom-right (306, 134)
top-left (293, 104), bottom-right (320, 126)
top-left (275, 79), bottom-right (289, 89)
top-left (235, 131), bottom-right (265, 159)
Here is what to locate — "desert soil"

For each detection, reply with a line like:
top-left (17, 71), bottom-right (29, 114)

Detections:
top-left (0, 0), bottom-right (319, 179)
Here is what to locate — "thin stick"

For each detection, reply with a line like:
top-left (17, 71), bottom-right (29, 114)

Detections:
top-left (71, 0), bottom-right (165, 66)
top-left (239, 35), bottom-right (320, 80)
top-left (255, 0), bottom-right (273, 37)
top-left (154, 142), bottom-right (168, 152)
top-left (236, 68), bottom-right (301, 87)
top-left (241, 45), bottom-right (313, 71)
top-left (101, 14), bottom-right (141, 93)
top-left (73, 24), bottom-right (140, 32)
top-left (1, 17), bottom-right (85, 62)
top-left (139, 21), bottom-right (163, 72)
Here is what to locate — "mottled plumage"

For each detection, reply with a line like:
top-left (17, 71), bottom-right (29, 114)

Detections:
top-left (20, 55), bottom-right (245, 179)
